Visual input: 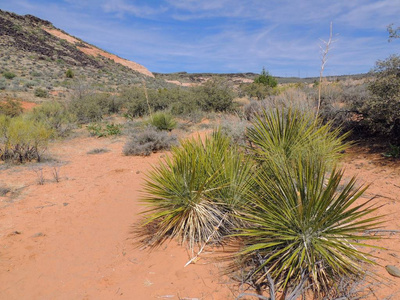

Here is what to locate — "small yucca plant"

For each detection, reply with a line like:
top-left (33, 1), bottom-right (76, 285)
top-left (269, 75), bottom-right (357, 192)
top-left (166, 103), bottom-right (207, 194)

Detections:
top-left (233, 158), bottom-right (383, 296)
top-left (148, 111), bottom-right (177, 131)
top-left (138, 131), bottom-right (253, 250)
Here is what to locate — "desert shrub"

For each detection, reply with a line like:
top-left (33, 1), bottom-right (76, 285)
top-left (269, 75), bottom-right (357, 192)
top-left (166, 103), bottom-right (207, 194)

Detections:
top-left (243, 99), bottom-right (269, 120)
top-left (69, 93), bottom-right (117, 123)
top-left (0, 78), bottom-right (7, 90)
top-left (193, 77), bottom-right (235, 112)
top-left (0, 98), bottom-right (23, 117)
top-left (121, 87), bottom-right (182, 118)
top-left (65, 69), bottom-right (74, 78)
top-left (3, 71), bottom-right (16, 80)
top-left (270, 86), bottom-right (315, 113)
top-left (123, 126), bottom-right (177, 156)
top-left (353, 55), bottom-right (400, 142)
top-left (254, 67), bottom-right (278, 88)
top-left (240, 68), bottom-right (278, 100)
top-left (148, 111), bottom-right (177, 131)
top-left (87, 122), bottom-right (122, 137)
top-left (34, 88), bottom-right (48, 98)
top-left (120, 87), bottom-right (148, 118)
top-left (105, 123), bottom-right (123, 136)
top-left (24, 80), bottom-right (36, 88)
top-left (166, 88), bottom-right (199, 116)
top-left (28, 101), bottom-right (75, 137)
top-left (240, 82), bottom-right (272, 100)
top-left (138, 131), bottom-right (253, 249)
top-left (0, 115), bottom-right (53, 163)
top-left (219, 116), bottom-right (250, 147)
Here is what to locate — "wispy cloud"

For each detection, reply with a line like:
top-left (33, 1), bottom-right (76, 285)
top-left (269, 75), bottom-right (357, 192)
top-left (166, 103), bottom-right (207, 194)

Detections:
top-left (2, 0), bottom-right (399, 76)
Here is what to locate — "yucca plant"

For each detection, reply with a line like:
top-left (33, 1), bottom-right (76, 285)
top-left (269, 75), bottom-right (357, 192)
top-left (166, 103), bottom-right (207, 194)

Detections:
top-left (233, 158), bottom-right (383, 297)
top-left (148, 111), bottom-right (177, 131)
top-left (138, 131), bottom-right (253, 250)
top-left (247, 108), bottom-right (349, 169)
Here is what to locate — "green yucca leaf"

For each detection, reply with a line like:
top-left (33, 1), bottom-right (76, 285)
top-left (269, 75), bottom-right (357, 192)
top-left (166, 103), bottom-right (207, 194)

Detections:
top-left (233, 158), bottom-right (384, 295)
top-left (247, 108), bottom-right (350, 169)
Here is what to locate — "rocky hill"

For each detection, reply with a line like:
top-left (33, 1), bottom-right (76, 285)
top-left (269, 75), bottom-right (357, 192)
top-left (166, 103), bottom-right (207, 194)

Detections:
top-left (0, 9), bottom-right (169, 101)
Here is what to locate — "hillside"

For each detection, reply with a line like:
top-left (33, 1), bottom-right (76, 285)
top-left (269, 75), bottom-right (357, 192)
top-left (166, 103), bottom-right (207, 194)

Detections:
top-left (0, 9), bottom-right (170, 100)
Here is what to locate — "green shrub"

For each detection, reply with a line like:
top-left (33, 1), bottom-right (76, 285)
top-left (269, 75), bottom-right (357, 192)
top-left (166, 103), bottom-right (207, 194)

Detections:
top-left (148, 111), bottom-right (177, 131)
top-left (240, 68), bottom-right (278, 100)
top-left (121, 87), bottom-right (148, 118)
top-left (241, 82), bottom-right (272, 100)
top-left (69, 93), bottom-right (118, 123)
top-left (87, 123), bottom-right (122, 137)
top-left (0, 98), bottom-right (23, 117)
top-left (3, 71), bottom-right (16, 80)
top-left (105, 123), bottom-right (122, 136)
top-left (65, 69), bottom-right (74, 78)
top-left (355, 55), bottom-right (400, 142)
top-left (87, 123), bottom-right (103, 137)
top-left (0, 115), bottom-right (53, 163)
top-left (28, 101), bottom-right (75, 137)
top-left (123, 126), bottom-right (177, 156)
top-left (254, 67), bottom-right (278, 88)
top-left (121, 87), bottom-right (171, 118)
top-left (193, 77), bottom-right (235, 112)
top-left (34, 88), bottom-right (48, 98)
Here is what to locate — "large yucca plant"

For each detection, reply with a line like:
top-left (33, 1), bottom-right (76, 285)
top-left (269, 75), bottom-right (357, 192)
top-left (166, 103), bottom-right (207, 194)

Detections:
top-left (233, 158), bottom-right (383, 296)
top-left (247, 108), bottom-right (349, 168)
top-left (138, 131), bottom-right (253, 250)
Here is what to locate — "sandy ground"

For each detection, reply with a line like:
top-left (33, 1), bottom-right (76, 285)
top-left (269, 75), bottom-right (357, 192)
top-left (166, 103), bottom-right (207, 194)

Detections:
top-left (0, 135), bottom-right (399, 299)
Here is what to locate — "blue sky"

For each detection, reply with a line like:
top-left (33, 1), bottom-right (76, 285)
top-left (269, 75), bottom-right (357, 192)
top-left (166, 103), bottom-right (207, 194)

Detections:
top-left (1, 0), bottom-right (400, 77)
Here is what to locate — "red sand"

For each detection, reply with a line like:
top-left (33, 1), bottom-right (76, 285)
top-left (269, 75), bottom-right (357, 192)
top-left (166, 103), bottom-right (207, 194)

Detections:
top-left (0, 136), bottom-right (399, 299)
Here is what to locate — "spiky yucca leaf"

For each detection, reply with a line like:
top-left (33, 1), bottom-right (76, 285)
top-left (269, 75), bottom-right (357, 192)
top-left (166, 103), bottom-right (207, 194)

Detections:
top-left (247, 108), bottom-right (349, 168)
top-left (139, 131), bottom-right (253, 249)
top-left (234, 159), bottom-right (383, 295)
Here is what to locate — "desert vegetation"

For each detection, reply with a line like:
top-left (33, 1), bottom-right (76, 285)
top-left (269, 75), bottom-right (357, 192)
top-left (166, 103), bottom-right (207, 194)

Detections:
top-left (1, 9), bottom-right (400, 300)
top-left (137, 107), bottom-right (383, 299)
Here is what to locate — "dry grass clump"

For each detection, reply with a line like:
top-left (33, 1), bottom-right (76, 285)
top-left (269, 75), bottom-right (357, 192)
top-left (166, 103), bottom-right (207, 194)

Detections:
top-left (87, 148), bottom-right (110, 155)
top-left (123, 126), bottom-right (177, 156)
